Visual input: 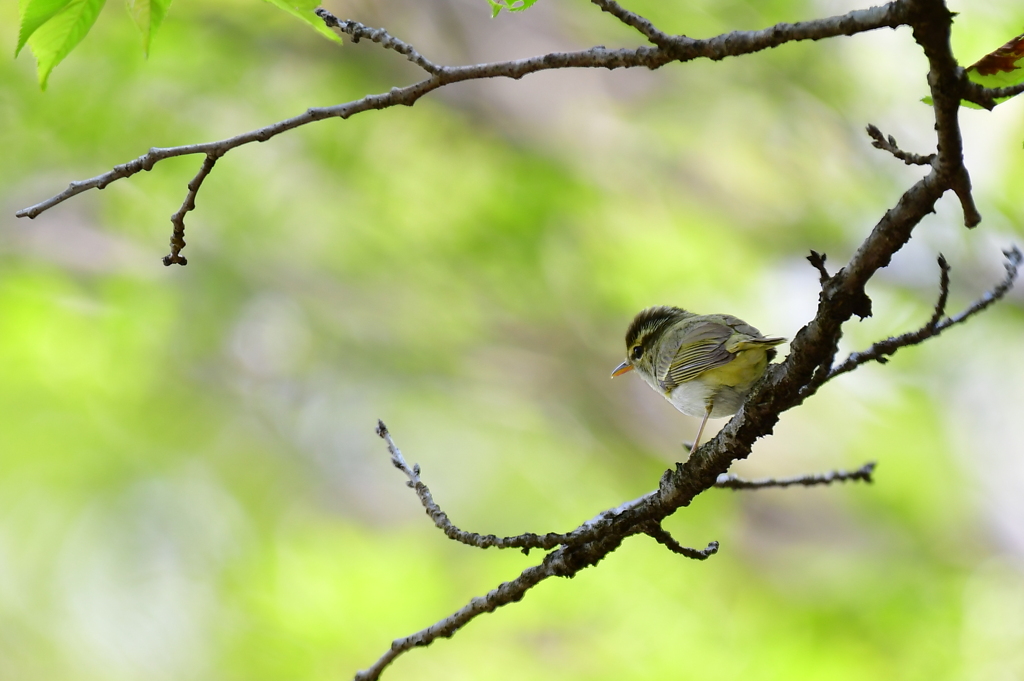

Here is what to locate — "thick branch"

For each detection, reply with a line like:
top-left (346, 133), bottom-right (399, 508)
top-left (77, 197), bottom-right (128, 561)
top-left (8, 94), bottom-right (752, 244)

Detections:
top-left (907, 0), bottom-right (979, 227)
top-left (358, 158), bottom-right (1003, 681)
top-left (350, 2), bottom-right (1008, 677)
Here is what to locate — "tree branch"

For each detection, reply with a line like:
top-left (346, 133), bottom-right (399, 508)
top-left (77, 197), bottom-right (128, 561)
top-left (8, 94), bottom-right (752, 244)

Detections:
top-left (314, 10), bottom-right (440, 74)
top-left (15, 1), bottom-right (908, 264)
top-left (12, 2), bottom-right (1009, 679)
top-left (907, 0), bottom-right (979, 227)
top-left (714, 462), bottom-right (876, 490)
top-left (351, 1), bottom-right (1015, 672)
top-left (960, 77), bottom-right (1024, 110)
top-left (375, 421), bottom-right (576, 553)
top-left (162, 153), bottom-right (219, 266)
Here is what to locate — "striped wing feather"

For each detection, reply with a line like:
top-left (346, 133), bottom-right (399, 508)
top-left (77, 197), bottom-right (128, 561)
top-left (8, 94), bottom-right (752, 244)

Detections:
top-left (655, 321), bottom-right (734, 392)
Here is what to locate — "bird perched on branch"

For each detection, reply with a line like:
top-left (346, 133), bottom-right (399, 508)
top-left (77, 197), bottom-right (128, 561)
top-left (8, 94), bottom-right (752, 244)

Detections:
top-left (612, 306), bottom-right (785, 454)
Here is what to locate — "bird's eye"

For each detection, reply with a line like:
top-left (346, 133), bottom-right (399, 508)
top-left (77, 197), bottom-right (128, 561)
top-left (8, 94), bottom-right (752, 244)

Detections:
top-left (630, 345), bottom-right (643, 360)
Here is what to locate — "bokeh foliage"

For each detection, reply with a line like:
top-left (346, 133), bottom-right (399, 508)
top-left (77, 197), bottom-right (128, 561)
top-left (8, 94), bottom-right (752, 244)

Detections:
top-left (15, 0), bottom-right (337, 88)
top-left (2, 1), bottom-right (1024, 680)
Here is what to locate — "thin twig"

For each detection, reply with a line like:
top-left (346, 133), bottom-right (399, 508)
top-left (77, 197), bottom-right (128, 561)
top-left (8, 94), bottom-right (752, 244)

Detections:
top-left (714, 462), bottom-right (876, 490)
top-left (589, 0), bottom-right (674, 47)
top-left (162, 153), bottom-right (219, 266)
top-left (927, 253), bottom-right (951, 328)
top-left (961, 78), bottom-right (1024, 110)
top-left (315, 9), bottom-right (441, 74)
top-left (808, 250), bottom-right (830, 285)
top-left (375, 421), bottom-right (575, 553)
top-left (866, 124), bottom-right (935, 166)
top-left (641, 522), bottom-right (719, 560)
top-left (823, 247), bottom-right (1021, 382)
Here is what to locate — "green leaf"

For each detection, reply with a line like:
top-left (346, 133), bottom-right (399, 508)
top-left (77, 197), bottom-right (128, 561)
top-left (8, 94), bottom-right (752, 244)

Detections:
top-left (923, 32), bottom-right (1024, 109)
top-left (25, 0), bottom-right (107, 89)
top-left (262, 0), bottom-right (342, 43)
top-left (920, 95), bottom-right (985, 110)
top-left (487, 0), bottom-right (540, 17)
top-left (125, 0), bottom-right (173, 56)
top-left (15, 0), bottom-right (73, 56)
top-left (964, 31), bottom-right (1024, 106)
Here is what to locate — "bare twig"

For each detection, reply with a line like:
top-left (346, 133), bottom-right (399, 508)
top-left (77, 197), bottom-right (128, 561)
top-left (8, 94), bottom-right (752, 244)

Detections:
top-left (926, 253), bottom-right (951, 328)
top-left (589, 0), bottom-right (673, 47)
top-left (714, 462), bottom-right (876, 490)
top-left (961, 77), bottom-right (1024, 110)
top-left (375, 421), bottom-right (575, 553)
top-left (941, 247), bottom-right (1021, 319)
top-left (641, 522), bottom-right (719, 560)
top-left (808, 250), bottom-right (830, 285)
top-left (866, 124), bottom-right (936, 166)
top-left (315, 9), bottom-right (440, 74)
top-left (822, 247), bottom-right (1020, 383)
top-left (162, 153), bottom-right (219, 266)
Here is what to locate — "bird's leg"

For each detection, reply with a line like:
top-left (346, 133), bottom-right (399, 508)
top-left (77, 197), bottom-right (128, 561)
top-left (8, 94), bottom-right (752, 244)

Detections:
top-left (690, 403), bottom-right (713, 455)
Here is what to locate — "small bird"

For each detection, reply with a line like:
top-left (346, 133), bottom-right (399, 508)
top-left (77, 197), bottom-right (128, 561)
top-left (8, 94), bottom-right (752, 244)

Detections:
top-left (612, 306), bottom-right (785, 454)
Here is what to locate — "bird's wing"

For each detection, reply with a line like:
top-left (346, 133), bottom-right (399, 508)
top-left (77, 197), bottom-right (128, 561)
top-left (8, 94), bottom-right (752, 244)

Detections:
top-left (656, 321), bottom-right (735, 392)
top-left (719, 315), bottom-right (785, 353)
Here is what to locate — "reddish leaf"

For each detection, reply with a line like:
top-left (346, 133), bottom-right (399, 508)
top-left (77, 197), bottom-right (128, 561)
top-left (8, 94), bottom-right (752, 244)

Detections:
top-left (967, 32), bottom-right (1024, 78)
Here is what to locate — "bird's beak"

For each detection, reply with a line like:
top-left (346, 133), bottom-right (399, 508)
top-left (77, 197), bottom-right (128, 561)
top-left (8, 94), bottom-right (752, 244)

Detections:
top-left (611, 361), bottom-right (634, 378)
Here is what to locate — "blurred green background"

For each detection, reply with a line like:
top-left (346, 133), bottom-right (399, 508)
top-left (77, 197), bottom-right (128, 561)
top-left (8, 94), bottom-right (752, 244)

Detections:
top-left (2, 1), bottom-right (1024, 679)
